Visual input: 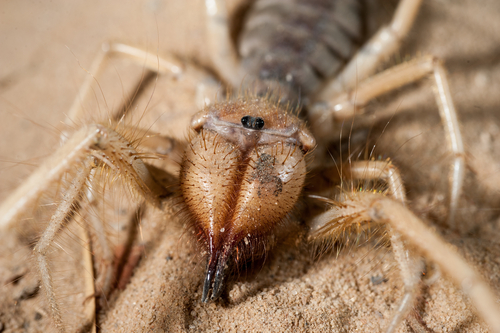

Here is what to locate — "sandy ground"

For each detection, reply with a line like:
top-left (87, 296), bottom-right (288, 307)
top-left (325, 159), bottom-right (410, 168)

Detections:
top-left (1, 0), bottom-right (500, 332)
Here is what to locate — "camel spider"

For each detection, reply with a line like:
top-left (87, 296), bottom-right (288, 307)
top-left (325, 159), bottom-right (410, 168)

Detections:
top-left (2, 2), bottom-right (500, 326)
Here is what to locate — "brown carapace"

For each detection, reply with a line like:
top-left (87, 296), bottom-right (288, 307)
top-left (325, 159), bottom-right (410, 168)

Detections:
top-left (180, 97), bottom-right (315, 301)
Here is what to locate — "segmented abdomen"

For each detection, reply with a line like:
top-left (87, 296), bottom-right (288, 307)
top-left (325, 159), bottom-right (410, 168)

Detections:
top-left (239, 0), bottom-right (362, 101)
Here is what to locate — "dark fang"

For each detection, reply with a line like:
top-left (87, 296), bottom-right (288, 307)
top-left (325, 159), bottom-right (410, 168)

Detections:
top-left (241, 116), bottom-right (265, 130)
top-left (201, 266), bottom-right (214, 303)
top-left (211, 257), bottom-right (226, 300)
top-left (201, 252), bottom-right (228, 302)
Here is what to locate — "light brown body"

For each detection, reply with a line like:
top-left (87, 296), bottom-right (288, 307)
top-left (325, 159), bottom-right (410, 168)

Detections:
top-left (0, 0), bottom-right (500, 332)
top-left (181, 98), bottom-right (313, 300)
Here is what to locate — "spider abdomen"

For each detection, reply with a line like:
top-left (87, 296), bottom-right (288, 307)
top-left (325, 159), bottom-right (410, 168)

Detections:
top-left (239, 0), bottom-right (363, 100)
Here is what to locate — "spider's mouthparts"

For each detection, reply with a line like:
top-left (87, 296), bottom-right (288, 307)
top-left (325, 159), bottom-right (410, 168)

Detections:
top-left (182, 99), bottom-right (311, 303)
top-left (201, 249), bottom-right (229, 302)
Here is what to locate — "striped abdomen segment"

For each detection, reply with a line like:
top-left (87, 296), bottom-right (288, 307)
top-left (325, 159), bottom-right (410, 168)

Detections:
top-left (239, 0), bottom-right (363, 101)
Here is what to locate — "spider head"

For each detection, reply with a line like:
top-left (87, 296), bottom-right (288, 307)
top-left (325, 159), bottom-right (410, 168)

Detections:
top-left (180, 97), bottom-right (315, 301)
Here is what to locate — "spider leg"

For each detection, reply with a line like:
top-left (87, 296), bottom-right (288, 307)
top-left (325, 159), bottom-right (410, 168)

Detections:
top-left (0, 125), bottom-right (169, 230)
top-left (65, 42), bottom-right (184, 127)
top-left (69, 184), bottom-right (145, 333)
top-left (86, 197), bottom-right (147, 313)
top-left (344, 160), bottom-right (422, 333)
top-left (77, 212), bottom-right (97, 333)
top-left (311, 56), bottom-right (465, 227)
top-left (318, 0), bottom-right (423, 98)
top-left (34, 157), bottom-right (93, 332)
top-left (369, 195), bottom-right (500, 333)
top-left (0, 127), bottom-right (99, 229)
top-left (0, 39), bottom-right (184, 331)
top-left (204, 0), bottom-right (243, 87)
top-left (0, 123), bottom-right (179, 331)
top-left (83, 173), bottom-right (117, 304)
top-left (310, 162), bottom-right (500, 332)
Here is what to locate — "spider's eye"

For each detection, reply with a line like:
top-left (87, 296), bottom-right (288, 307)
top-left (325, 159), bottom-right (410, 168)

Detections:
top-left (241, 116), bottom-right (251, 128)
top-left (241, 115), bottom-right (265, 130)
top-left (254, 117), bottom-right (264, 130)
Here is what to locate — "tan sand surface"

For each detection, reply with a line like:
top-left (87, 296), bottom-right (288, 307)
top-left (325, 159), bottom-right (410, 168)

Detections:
top-left (1, 0), bottom-right (500, 332)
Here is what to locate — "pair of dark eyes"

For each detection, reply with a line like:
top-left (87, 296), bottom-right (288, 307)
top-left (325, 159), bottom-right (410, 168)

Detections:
top-left (241, 116), bottom-right (264, 130)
